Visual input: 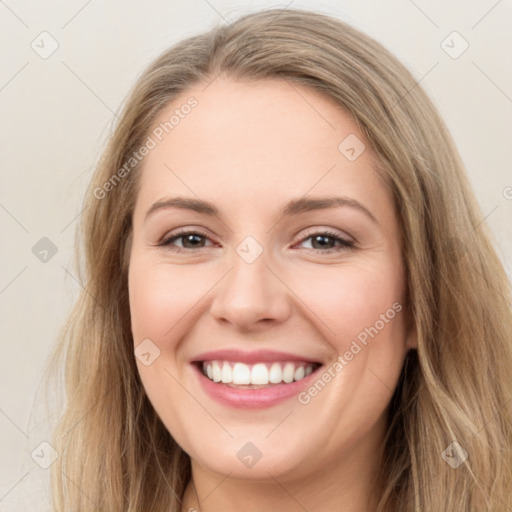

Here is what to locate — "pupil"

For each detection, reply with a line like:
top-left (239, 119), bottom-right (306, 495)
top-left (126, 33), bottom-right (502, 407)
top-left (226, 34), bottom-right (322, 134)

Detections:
top-left (313, 235), bottom-right (333, 249)
top-left (183, 234), bottom-right (203, 248)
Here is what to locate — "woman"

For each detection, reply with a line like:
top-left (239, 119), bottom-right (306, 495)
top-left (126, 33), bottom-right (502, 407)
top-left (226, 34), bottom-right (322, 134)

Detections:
top-left (46, 8), bottom-right (512, 511)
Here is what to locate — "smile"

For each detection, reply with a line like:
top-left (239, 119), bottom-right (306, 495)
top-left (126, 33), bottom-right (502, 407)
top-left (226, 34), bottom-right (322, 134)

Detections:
top-left (201, 361), bottom-right (319, 387)
top-left (191, 349), bottom-right (324, 408)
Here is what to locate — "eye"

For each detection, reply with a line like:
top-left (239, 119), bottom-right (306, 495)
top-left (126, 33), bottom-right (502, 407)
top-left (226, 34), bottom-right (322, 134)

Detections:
top-left (157, 228), bottom-right (355, 254)
top-left (296, 230), bottom-right (355, 253)
top-left (158, 229), bottom-right (214, 251)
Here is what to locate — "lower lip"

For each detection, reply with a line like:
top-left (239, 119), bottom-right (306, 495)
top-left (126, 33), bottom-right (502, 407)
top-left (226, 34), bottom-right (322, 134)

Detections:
top-left (192, 364), bottom-right (321, 409)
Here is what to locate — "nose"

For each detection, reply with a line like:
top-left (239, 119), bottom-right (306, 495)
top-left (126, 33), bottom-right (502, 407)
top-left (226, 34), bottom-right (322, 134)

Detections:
top-left (209, 248), bottom-right (292, 332)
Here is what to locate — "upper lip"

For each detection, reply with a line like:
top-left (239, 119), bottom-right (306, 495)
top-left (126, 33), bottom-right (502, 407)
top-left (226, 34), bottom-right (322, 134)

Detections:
top-left (191, 349), bottom-right (322, 365)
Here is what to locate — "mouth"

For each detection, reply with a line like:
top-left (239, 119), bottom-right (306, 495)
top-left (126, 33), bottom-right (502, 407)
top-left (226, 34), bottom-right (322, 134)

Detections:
top-left (190, 350), bottom-right (324, 408)
top-left (198, 360), bottom-right (321, 388)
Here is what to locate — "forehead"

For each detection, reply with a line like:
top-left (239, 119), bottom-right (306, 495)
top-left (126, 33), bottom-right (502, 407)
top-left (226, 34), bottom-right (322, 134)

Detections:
top-left (134, 77), bottom-right (390, 219)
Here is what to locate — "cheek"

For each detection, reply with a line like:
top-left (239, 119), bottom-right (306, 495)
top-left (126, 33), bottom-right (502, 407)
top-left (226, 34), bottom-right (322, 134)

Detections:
top-left (287, 263), bottom-right (407, 446)
top-left (286, 260), bottom-right (406, 350)
top-left (128, 256), bottom-right (207, 435)
top-left (128, 257), bottom-right (213, 343)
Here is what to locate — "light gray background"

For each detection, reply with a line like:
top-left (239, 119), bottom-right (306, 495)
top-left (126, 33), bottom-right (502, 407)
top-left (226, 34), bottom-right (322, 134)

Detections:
top-left (1, 0), bottom-right (511, 509)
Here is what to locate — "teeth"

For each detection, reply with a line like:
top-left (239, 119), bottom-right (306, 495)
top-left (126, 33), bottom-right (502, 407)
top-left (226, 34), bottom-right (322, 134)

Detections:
top-left (221, 362), bottom-right (232, 383)
top-left (294, 366), bottom-right (305, 381)
top-left (269, 362), bottom-right (282, 384)
top-left (202, 361), bottom-right (317, 386)
top-left (251, 363), bottom-right (269, 385)
top-left (212, 362), bottom-right (221, 382)
top-left (282, 363), bottom-right (294, 383)
top-left (232, 362), bottom-right (251, 384)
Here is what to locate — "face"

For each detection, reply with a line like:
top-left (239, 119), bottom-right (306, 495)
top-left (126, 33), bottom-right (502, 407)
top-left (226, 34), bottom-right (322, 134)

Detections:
top-left (128, 76), bottom-right (415, 483)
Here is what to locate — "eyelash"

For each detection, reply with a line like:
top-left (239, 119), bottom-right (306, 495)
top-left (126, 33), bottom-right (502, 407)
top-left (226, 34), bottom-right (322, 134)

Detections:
top-left (158, 228), bottom-right (355, 254)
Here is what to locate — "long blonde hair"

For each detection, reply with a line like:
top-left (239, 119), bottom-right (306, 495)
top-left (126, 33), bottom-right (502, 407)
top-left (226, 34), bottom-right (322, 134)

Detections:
top-left (45, 8), bottom-right (512, 511)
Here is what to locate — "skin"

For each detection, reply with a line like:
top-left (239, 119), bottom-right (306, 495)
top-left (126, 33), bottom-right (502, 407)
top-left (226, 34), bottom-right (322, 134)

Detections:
top-left (128, 76), bottom-right (417, 512)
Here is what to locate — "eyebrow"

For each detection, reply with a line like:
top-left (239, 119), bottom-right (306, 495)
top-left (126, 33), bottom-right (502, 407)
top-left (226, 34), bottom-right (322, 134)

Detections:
top-left (145, 196), bottom-right (377, 224)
